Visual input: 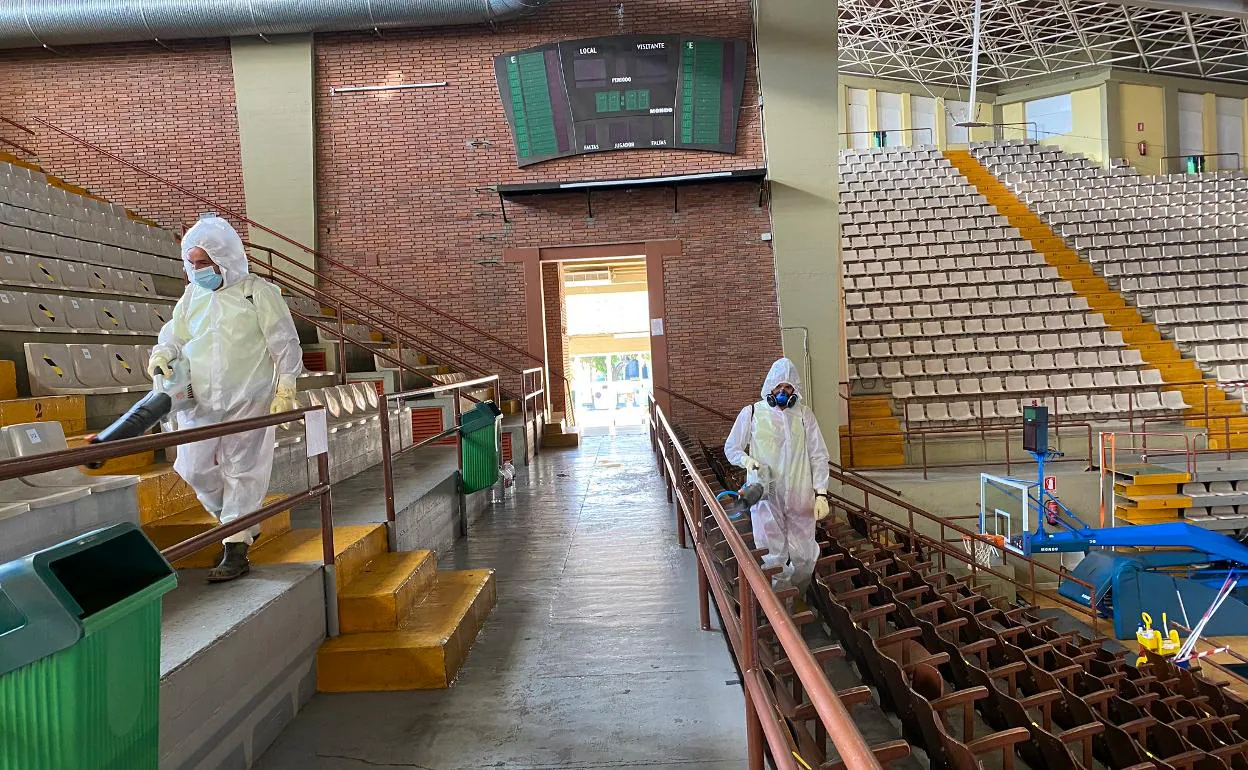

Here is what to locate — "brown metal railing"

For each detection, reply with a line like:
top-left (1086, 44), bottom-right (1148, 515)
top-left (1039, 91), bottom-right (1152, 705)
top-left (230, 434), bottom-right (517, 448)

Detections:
top-left (3, 114), bottom-right (582, 416)
top-left (0, 406), bottom-right (341, 634)
top-left (647, 396), bottom-right (881, 770)
top-left (520, 367), bottom-right (546, 443)
top-left (824, 460), bottom-right (1101, 634)
top-left (379, 375), bottom-right (504, 546)
top-left (841, 374), bottom-right (1248, 474)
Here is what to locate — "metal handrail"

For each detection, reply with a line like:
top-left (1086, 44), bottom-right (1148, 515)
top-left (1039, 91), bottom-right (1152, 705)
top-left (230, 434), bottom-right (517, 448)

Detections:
top-left (648, 396), bottom-right (881, 770)
top-left (244, 242), bottom-right (519, 387)
top-left (9, 115), bottom-right (566, 381)
top-left (824, 457), bottom-right (1101, 632)
top-left (0, 406), bottom-right (341, 635)
top-left (379, 375), bottom-right (503, 532)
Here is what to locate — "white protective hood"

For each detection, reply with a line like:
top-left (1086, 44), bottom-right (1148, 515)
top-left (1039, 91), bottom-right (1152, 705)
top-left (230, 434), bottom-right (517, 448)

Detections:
top-left (760, 357), bottom-right (803, 401)
top-left (180, 216), bottom-right (250, 288)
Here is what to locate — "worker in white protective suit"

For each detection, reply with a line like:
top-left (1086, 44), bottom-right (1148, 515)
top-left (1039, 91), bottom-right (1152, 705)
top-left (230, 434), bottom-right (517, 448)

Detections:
top-left (149, 216), bottom-right (302, 583)
top-left (724, 358), bottom-right (831, 602)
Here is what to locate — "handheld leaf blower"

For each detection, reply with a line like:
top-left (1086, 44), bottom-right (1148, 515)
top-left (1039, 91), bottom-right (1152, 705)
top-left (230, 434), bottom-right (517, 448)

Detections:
top-left (716, 464), bottom-right (773, 521)
top-left (86, 358), bottom-right (196, 468)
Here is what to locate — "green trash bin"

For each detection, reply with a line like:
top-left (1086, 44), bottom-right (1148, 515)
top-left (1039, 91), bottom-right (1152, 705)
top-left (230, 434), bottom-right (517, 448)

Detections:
top-left (0, 523), bottom-right (177, 770)
top-left (460, 401), bottom-right (503, 494)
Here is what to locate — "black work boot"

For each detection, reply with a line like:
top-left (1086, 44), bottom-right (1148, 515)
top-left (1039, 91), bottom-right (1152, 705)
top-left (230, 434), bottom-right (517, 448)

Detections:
top-left (207, 542), bottom-right (250, 583)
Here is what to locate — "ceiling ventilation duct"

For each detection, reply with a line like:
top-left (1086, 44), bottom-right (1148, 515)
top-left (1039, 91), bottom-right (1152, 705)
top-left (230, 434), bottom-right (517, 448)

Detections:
top-left (0, 0), bottom-right (553, 50)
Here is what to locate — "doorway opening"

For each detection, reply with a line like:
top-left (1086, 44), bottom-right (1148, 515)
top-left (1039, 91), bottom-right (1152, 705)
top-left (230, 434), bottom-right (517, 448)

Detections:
top-left (559, 258), bottom-right (652, 435)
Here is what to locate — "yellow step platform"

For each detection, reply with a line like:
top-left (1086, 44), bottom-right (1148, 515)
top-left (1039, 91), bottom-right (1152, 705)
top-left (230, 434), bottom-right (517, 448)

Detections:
top-left (251, 524), bottom-right (388, 588)
top-left (0, 395), bottom-right (86, 434)
top-left (67, 434), bottom-right (153, 475)
top-left (135, 464), bottom-right (200, 526)
top-left (338, 550), bottom-right (438, 633)
top-left (1118, 494), bottom-right (1190, 510)
top-left (0, 361), bottom-right (16, 401)
top-left (142, 496), bottom-right (293, 568)
top-left (316, 569), bottom-right (496, 692)
top-left (848, 396), bottom-right (894, 419)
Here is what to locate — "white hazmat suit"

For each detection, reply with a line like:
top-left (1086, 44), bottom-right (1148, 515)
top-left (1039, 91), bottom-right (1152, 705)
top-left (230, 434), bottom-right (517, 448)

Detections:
top-left (151, 217), bottom-right (302, 544)
top-left (724, 358), bottom-right (830, 593)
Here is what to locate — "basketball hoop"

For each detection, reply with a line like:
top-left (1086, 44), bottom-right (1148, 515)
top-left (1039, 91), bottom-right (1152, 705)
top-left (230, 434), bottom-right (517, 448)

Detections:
top-left (962, 533), bottom-right (1005, 568)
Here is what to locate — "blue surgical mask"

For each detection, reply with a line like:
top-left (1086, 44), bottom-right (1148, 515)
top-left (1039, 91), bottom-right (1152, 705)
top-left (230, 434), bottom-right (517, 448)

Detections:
top-left (190, 266), bottom-right (223, 291)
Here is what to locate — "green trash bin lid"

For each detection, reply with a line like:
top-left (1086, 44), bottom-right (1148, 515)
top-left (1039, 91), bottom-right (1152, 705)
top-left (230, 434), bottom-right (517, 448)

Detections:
top-left (459, 401), bottom-right (502, 435)
top-left (0, 523), bottom-right (175, 676)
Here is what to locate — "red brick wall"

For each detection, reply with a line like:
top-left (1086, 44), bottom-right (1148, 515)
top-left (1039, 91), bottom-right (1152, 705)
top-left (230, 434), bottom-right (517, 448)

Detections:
top-left (314, 0), bottom-right (779, 438)
top-left (541, 262), bottom-right (569, 415)
top-left (0, 41), bottom-right (247, 234)
top-left (0, 0), bottom-right (782, 441)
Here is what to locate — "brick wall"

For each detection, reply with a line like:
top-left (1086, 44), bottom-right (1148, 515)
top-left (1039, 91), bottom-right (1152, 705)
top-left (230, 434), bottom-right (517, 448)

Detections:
top-left (314, 0), bottom-right (779, 438)
top-left (0, 0), bottom-right (784, 442)
top-left (541, 262), bottom-right (569, 415)
top-left (0, 41), bottom-right (247, 234)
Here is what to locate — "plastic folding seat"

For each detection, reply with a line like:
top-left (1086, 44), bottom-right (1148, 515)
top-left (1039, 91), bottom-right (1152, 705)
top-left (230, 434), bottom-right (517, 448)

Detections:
top-left (912, 339), bottom-right (935, 357)
top-left (914, 380), bottom-right (937, 398)
top-left (1, 421), bottom-right (136, 491)
top-left (1112, 393), bottom-right (1133, 413)
top-left (1161, 391), bottom-right (1188, 411)
top-left (27, 293), bottom-right (69, 331)
top-left (947, 402), bottom-right (973, 421)
top-left (1049, 374), bottom-right (1072, 390)
top-left (0, 253), bottom-right (31, 285)
top-left (933, 339), bottom-right (955, 355)
top-left (1054, 352), bottom-right (1077, 370)
top-left (902, 360), bottom-right (923, 378)
top-left (1062, 395), bottom-right (1091, 414)
top-left (959, 378), bottom-right (981, 395)
top-left (893, 382), bottom-right (914, 399)
top-left (953, 337), bottom-right (976, 355)
top-left (27, 256), bottom-right (63, 288)
top-left (68, 344), bottom-right (128, 390)
top-left (850, 343), bottom-right (870, 360)
top-left (946, 358), bottom-right (970, 376)
top-left (94, 299), bottom-right (127, 333)
top-left (905, 403), bottom-right (925, 423)
top-left (996, 336), bottom-right (1019, 353)
top-left (1019, 335), bottom-right (1040, 352)
top-left (921, 321), bottom-right (942, 337)
top-left (923, 359), bottom-right (947, 376)
top-left (24, 343), bottom-right (84, 394)
top-left (0, 290), bottom-right (33, 330)
top-left (880, 361), bottom-right (903, 379)
top-left (854, 362), bottom-right (878, 379)
top-left (121, 301), bottom-right (154, 334)
top-left (869, 341), bottom-right (891, 359)
top-left (1136, 391), bottom-right (1164, 411)
top-left (104, 345), bottom-right (148, 387)
top-left (1026, 375), bottom-right (1048, 391)
top-left (1090, 394), bottom-right (1117, 415)
top-left (944, 320), bottom-right (965, 336)
top-left (1121, 349), bottom-right (1144, 367)
top-left (967, 356), bottom-right (990, 374)
top-left (1075, 351), bottom-right (1100, 369)
top-left (986, 355), bottom-right (1010, 372)
top-left (61, 295), bottom-right (98, 332)
top-left (926, 402), bottom-right (950, 422)
top-left (996, 399), bottom-right (1022, 419)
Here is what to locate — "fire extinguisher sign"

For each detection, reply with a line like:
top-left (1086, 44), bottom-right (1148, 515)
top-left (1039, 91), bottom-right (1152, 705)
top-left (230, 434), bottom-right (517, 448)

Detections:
top-left (1044, 476), bottom-right (1056, 491)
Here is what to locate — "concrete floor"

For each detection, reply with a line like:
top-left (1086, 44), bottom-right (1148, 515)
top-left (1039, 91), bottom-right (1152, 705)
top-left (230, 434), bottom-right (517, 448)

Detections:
top-left (255, 432), bottom-right (748, 770)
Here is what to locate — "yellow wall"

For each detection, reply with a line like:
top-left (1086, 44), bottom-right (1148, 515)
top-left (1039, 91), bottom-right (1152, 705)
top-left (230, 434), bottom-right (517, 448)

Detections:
top-left (996, 86), bottom-right (1106, 163)
top-left (1117, 82), bottom-right (1166, 174)
top-left (836, 76), bottom-right (994, 149)
top-left (568, 335), bottom-right (650, 356)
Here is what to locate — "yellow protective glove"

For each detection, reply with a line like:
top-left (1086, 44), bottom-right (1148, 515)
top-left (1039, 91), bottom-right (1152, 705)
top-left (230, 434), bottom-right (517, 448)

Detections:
top-left (270, 384), bottom-right (298, 415)
top-left (814, 490), bottom-right (830, 521)
top-left (146, 353), bottom-right (172, 380)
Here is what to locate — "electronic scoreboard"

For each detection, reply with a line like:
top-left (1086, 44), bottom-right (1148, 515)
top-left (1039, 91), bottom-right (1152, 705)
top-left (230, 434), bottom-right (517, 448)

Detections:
top-left (494, 35), bottom-right (747, 166)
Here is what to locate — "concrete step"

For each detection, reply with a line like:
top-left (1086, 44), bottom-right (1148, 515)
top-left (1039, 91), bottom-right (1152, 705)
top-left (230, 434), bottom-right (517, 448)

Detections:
top-left (143, 495), bottom-right (293, 568)
top-left (542, 424), bottom-right (580, 448)
top-left (316, 568), bottom-right (496, 692)
top-left (337, 550), bottom-right (438, 633)
top-left (251, 523), bottom-right (388, 589)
